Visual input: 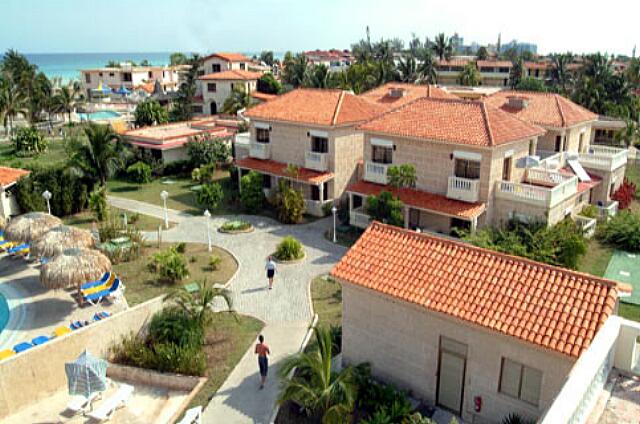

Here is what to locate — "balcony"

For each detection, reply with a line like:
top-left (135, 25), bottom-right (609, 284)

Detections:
top-left (446, 176), bottom-right (480, 203)
top-left (304, 151), bottom-right (328, 172)
top-left (364, 161), bottom-right (390, 185)
top-left (597, 200), bottom-right (619, 221)
top-left (579, 145), bottom-right (628, 171)
top-left (304, 198), bottom-right (332, 217)
top-left (249, 142), bottom-right (271, 160)
top-left (495, 173), bottom-right (578, 208)
top-left (349, 207), bottom-right (372, 229)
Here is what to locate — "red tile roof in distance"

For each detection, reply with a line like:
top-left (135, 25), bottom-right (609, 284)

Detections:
top-left (348, 180), bottom-right (485, 219)
top-left (235, 158), bottom-right (333, 184)
top-left (331, 222), bottom-right (628, 357)
top-left (199, 70), bottom-right (262, 81)
top-left (0, 166), bottom-right (29, 187)
top-left (357, 97), bottom-right (545, 146)
top-left (359, 83), bottom-right (456, 110)
top-left (201, 52), bottom-right (250, 63)
top-left (476, 60), bottom-right (513, 68)
top-left (244, 89), bottom-right (387, 126)
top-left (485, 91), bottom-right (598, 128)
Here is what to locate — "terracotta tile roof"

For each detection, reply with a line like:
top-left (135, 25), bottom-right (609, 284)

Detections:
top-left (235, 157), bottom-right (333, 184)
top-left (331, 221), bottom-right (629, 358)
top-left (485, 91), bottom-right (598, 128)
top-left (201, 52), bottom-right (250, 63)
top-left (358, 97), bottom-right (545, 146)
top-left (359, 83), bottom-right (456, 110)
top-left (347, 180), bottom-right (485, 219)
top-left (437, 59), bottom-right (469, 67)
top-left (244, 89), bottom-right (386, 126)
top-left (199, 70), bottom-right (262, 81)
top-left (477, 60), bottom-right (513, 68)
top-left (250, 92), bottom-right (278, 102)
top-left (524, 62), bottom-right (551, 70)
top-left (0, 167), bottom-right (29, 187)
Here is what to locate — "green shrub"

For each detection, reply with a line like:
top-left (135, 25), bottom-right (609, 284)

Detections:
top-left (580, 205), bottom-right (599, 219)
top-left (149, 246), bottom-right (189, 283)
top-left (13, 127), bottom-right (47, 156)
top-left (175, 242), bottom-right (187, 253)
top-left (126, 161), bottom-right (152, 183)
top-left (597, 211), bottom-right (640, 252)
top-left (274, 236), bottom-right (304, 261)
top-left (275, 180), bottom-right (305, 224)
top-left (196, 182), bottom-right (224, 210)
top-left (240, 171), bottom-right (265, 213)
top-left (189, 256), bottom-right (197, 263)
top-left (209, 255), bottom-right (221, 270)
top-left (134, 99), bottom-right (168, 126)
top-left (89, 185), bottom-right (109, 222)
top-left (161, 159), bottom-right (191, 177)
top-left (366, 191), bottom-right (404, 227)
top-left (185, 134), bottom-right (232, 168)
top-left (129, 212), bottom-right (140, 224)
top-left (220, 220), bottom-right (252, 232)
top-left (149, 308), bottom-right (204, 348)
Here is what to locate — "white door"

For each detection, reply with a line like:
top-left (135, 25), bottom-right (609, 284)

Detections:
top-left (437, 338), bottom-right (467, 414)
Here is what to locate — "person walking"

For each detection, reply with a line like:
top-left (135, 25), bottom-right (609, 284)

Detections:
top-left (265, 256), bottom-right (277, 290)
top-left (255, 334), bottom-right (271, 389)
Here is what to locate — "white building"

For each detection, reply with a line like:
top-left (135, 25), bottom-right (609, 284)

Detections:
top-left (80, 65), bottom-right (182, 98)
top-left (198, 70), bottom-right (261, 116)
top-left (0, 167), bottom-right (29, 219)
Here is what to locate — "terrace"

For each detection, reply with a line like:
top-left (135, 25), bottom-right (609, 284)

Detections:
top-left (495, 168), bottom-right (579, 207)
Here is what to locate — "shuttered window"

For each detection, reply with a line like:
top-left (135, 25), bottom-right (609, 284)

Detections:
top-left (499, 358), bottom-right (542, 406)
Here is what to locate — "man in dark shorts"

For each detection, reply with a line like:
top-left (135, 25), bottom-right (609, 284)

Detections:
top-left (265, 256), bottom-right (277, 290)
top-left (255, 334), bottom-right (271, 389)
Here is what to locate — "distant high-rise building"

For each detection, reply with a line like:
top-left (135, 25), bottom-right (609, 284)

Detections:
top-left (450, 33), bottom-right (464, 52)
top-left (502, 39), bottom-right (538, 55)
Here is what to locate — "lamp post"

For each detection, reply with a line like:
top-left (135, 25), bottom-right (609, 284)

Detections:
top-left (204, 209), bottom-right (212, 252)
top-left (331, 205), bottom-right (338, 243)
top-left (160, 190), bottom-right (169, 229)
top-left (42, 190), bottom-right (52, 215)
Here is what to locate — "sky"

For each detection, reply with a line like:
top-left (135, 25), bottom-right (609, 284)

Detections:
top-left (1, 0), bottom-right (637, 56)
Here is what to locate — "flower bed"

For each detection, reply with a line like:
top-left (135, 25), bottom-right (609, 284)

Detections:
top-left (218, 220), bottom-right (254, 234)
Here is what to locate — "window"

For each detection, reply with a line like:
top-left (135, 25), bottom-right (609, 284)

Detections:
top-left (502, 157), bottom-right (512, 181)
top-left (372, 146), bottom-right (393, 164)
top-left (122, 73), bottom-right (132, 82)
top-left (529, 139), bottom-right (536, 156)
top-left (99, 72), bottom-right (103, 77)
top-left (311, 136), bottom-right (328, 153)
top-left (212, 64), bottom-right (221, 73)
top-left (85, 74), bottom-right (91, 83)
top-left (148, 71), bottom-right (153, 78)
top-left (109, 72), bottom-right (115, 77)
top-left (256, 128), bottom-right (270, 143)
top-left (262, 174), bottom-right (271, 189)
top-left (311, 182), bottom-right (329, 201)
top-left (555, 135), bottom-right (562, 152)
top-left (578, 133), bottom-right (585, 152)
top-left (499, 358), bottom-right (543, 406)
top-left (499, 67), bottom-right (510, 73)
top-left (454, 159), bottom-right (480, 180)
top-left (191, 105), bottom-right (203, 114)
top-left (240, 63), bottom-right (246, 70)
top-left (207, 83), bottom-right (217, 92)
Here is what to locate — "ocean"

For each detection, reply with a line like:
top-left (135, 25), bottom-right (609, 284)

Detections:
top-left (25, 51), bottom-right (286, 83)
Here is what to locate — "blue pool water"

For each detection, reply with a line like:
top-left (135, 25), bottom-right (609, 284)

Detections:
top-left (78, 111), bottom-right (122, 121)
top-left (0, 293), bottom-right (8, 334)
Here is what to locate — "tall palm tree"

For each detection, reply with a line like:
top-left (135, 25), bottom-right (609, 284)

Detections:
top-left (221, 85), bottom-right (256, 115)
top-left (627, 58), bottom-right (640, 87)
top-left (278, 326), bottom-right (358, 424)
top-left (67, 123), bottom-right (124, 184)
top-left (416, 50), bottom-right (437, 84)
top-left (432, 33), bottom-right (453, 61)
top-left (0, 76), bottom-right (28, 136)
top-left (458, 63), bottom-right (481, 87)
top-left (305, 64), bottom-right (330, 88)
top-left (165, 280), bottom-right (234, 329)
top-left (282, 54), bottom-right (309, 88)
top-left (509, 58), bottom-right (525, 89)
top-left (53, 84), bottom-right (82, 123)
top-left (551, 53), bottom-right (574, 95)
top-left (395, 56), bottom-right (418, 83)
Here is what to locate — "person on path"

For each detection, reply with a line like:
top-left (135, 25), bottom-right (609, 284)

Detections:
top-left (265, 256), bottom-right (277, 290)
top-left (255, 334), bottom-right (271, 389)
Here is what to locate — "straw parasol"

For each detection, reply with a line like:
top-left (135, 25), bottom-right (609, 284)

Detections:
top-left (4, 212), bottom-right (62, 243)
top-left (40, 248), bottom-right (111, 291)
top-left (31, 225), bottom-right (95, 258)
top-left (0, 216), bottom-right (5, 231)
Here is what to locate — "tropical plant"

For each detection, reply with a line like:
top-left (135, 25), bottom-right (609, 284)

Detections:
top-left (282, 53), bottom-right (309, 88)
top-left (149, 245), bottom-right (189, 283)
top-left (170, 54), bottom-right (200, 122)
top-left (615, 118), bottom-right (640, 147)
top-left (185, 134), bottom-right (231, 168)
top-left (259, 50), bottom-right (274, 66)
top-left (67, 123), bottom-right (125, 184)
top-left (134, 99), bottom-right (168, 126)
top-left (476, 46), bottom-right (489, 60)
top-left (516, 77), bottom-right (547, 92)
top-left (126, 161), bottom-right (152, 183)
top-left (550, 53), bottom-right (574, 95)
top-left (366, 191), bottom-right (404, 227)
top-left (208, 254), bottom-right (221, 270)
top-left (387, 164), bottom-right (417, 189)
top-left (305, 64), bottom-right (331, 88)
top-left (509, 58), bottom-right (525, 89)
top-left (0, 76), bottom-right (28, 135)
top-left (257, 73), bottom-right (282, 94)
top-left (416, 50), bottom-right (438, 84)
top-left (275, 179), bottom-right (305, 224)
top-left (88, 184), bottom-right (109, 221)
top-left (611, 178), bottom-right (637, 210)
top-left (222, 85), bottom-right (255, 115)
top-left (169, 52), bottom-right (188, 66)
top-left (278, 326), bottom-right (359, 423)
top-left (196, 181), bottom-right (224, 210)
top-left (220, 220), bottom-right (252, 232)
top-left (501, 413), bottom-right (535, 424)
top-left (458, 63), bottom-right (481, 87)
top-left (53, 83), bottom-right (83, 123)
top-left (13, 126), bottom-right (47, 156)
top-left (395, 56), bottom-right (419, 83)
top-left (597, 211), bottom-right (640, 252)
top-left (165, 279), bottom-right (234, 329)
top-left (240, 171), bottom-right (265, 213)
top-left (432, 33), bottom-right (453, 61)
top-left (149, 307), bottom-right (204, 348)
top-left (274, 236), bottom-right (304, 261)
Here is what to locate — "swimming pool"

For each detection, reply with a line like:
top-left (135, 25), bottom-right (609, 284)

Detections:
top-left (78, 110), bottom-right (122, 121)
top-left (0, 293), bottom-right (8, 334)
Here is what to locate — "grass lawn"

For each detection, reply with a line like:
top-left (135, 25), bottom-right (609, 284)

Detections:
top-left (578, 239), bottom-right (614, 278)
top-left (311, 275), bottom-right (342, 328)
top-left (0, 139), bottom-right (69, 168)
top-left (63, 208), bottom-right (169, 231)
top-left (115, 242), bottom-right (238, 306)
top-left (188, 314), bottom-right (264, 409)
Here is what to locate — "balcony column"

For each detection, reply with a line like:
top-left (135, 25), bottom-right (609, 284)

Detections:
top-left (237, 169), bottom-right (243, 193)
top-left (348, 193), bottom-right (353, 212)
top-left (319, 183), bottom-right (324, 203)
top-left (470, 216), bottom-right (478, 234)
top-left (403, 207), bottom-right (409, 229)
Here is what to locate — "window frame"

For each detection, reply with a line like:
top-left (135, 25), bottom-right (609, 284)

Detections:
top-left (256, 128), bottom-right (270, 143)
top-left (207, 83), bottom-right (217, 93)
top-left (498, 358), bottom-right (542, 407)
top-left (454, 159), bottom-right (481, 180)
top-left (311, 136), bottom-right (328, 153)
top-left (372, 145), bottom-right (393, 164)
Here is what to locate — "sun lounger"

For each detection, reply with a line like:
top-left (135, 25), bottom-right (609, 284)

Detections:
top-left (177, 406), bottom-right (203, 424)
top-left (87, 383), bottom-right (134, 422)
top-left (82, 273), bottom-right (116, 296)
top-left (84, 279), bottom-right (123, 305)
top-left (32, 335), bottom-right (50, 345)
top-left (93, 311), bottom-right (111, 321)
top-left (0, 349), bottom-right (15, 360)
top-left (81, 272), bottom-right (111, 291)
top-left (70, 321), bottom-right (90, 330)
top-left (13, 342), bottom-right (33, 353)
top-left (0, 241), bottom-right (15, 251)
top-left (66, 391), bottom-right (100, 415)
top-left (54, 326), bottom-right (72, 337)
top-left (8, 244), bottom-right (28, 256)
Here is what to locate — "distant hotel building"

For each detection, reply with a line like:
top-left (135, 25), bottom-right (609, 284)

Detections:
top-left (80, 64), bottom-right (182, 98)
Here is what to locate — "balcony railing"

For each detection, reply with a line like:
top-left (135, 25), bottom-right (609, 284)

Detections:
top-left (249, 142), bottom-right (271, 160)
top-left (525, 168), bottom-right (573, 187)
top-left (364, 161), bottom-right (390, 185)
top-left (495, 175), bottom-right (578, 208)
top-left (350, 207), bottom-right (372, 229)
top-left (305, 151), bottom-right (328, 172)
top-left (597, 200), bottom-right (619, 221)
top-left (304, 198), bottom-right (332, 217)
top-left (575, 215), bottom-right (597, 238)
top-left (446, 176), bottom-right (480, 203)
top-left (579, 146), bottom-right (628, 171)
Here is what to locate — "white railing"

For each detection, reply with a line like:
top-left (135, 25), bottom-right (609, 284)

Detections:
top-left (305, 151), bottom-right (328, 172)
top-left (249, 142), bottom-right (271, 160)
top-left (526, 168), bottom-right (572, 187)
top-left (446, 176), bottom-right (480, 203)
top-left (575, 215), bottom-right (597, 238)
top-left (350, 207), bottom-right (372, 229)
top-left (304, 199), bottom-right (332, 217)
top-left (495, 176), bottom-right (578, 208)
top-left (597, 200), bottom-right (618, 221)
top-left (364, 161), bottom-right (390, 185)
top-left (579, 146), bottom-right (628, 171)
top-left (539, 151), bottom-right (565, 169)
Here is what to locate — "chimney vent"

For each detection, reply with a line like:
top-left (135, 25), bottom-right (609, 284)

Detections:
top-left (507, 96), bottom-right (528, 109)
top-left (388, 87), bottom-right (406, 98)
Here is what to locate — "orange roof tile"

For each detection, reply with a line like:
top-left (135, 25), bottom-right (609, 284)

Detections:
top-left (201, 52), bottom-right (250, 63)
top-left (245, 89), bottom-right (387, 127)
top-left (235, 158), bottom-right (333, 185)
top-left (250, 92), bottom-right (278, 102)
top-left (199, 70), bottom-right (262, 81)
top-left (359, 83), bottom-right (456, 110)
top-left (331, 222), bottom-right (627, 357)
top-left (0, 166), bottom-right (29, 187)
top-left (437, 59), bottom-right (469, 67)
top-left (348, 180), bottom-right (485, 219)
top-left (524, 62), bottom-right (551, 70)
top-left (358, 97), bottom-right (545, 146)
top-left (477, 60), bottom-right (513, 68)
top-left (485, 91), bottom-right (598, 128)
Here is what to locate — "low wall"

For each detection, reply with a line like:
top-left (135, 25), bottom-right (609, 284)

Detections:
top-left (0, 296), bottom-right (165, 419)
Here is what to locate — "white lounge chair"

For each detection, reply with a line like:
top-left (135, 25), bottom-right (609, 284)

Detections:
top-left (87, 383), bottom-right (134, 422)
top-left (66, 392), bottom-right (100, 415)
top-left (177, 406), bottom-right (202, 424)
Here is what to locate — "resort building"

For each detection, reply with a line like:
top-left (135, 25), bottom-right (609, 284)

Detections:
top-left (0, 167), bottom-right (29, 219)
top-left (476, 60), bottom-right (512, 87)
top-left (198, 70), bottom-right (262, 116)
top-left (331, 221), bottom-right (639, 424)
top-left (303, 49), bottom-right (354, 72)
top-left (199, 52), bottom-right (251, 76)
top-left (590, 115), bottom-right (627, 146)
top-left (358, 82), bottom-right (457, 108)
top-left (80, 65), bottom-right (181, 98)
top-left (524, 62), bottom-right (551, 81)
top-left (121, 118), bottom-right (233, 163)
top-left (435, 59), bottom-right (470, 85)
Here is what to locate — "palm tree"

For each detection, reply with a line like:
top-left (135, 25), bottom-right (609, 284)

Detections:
top-left (165, 280), bottom-right (234, 329)
top-left (278, 326), bottom-right (358, 424)
top-left (432, 33), bottom-right (453, 61)
top-left (416, 50), bottom-right (437, 84)
top-left (551, 53), bottom-right (574, 95)
top-left (615, 118), bottom-right (640, 147)
top-left (476, 46), bottom-right (489, 60)
top-left (282, 54), bottom-right (309, 88)
top-left (458, 63), bottom-right (481, 87)
top-left (305, 64), bottom-right (330, 88)
top-left (67, 123), bottom-right (124, 184)
top-left (0, 76), bottom-right (28, 136)
top-left (509, 58), bottom-right (525, 89)
top-left (53, 84), bottom-right (82, 123)
top-left (221, 85), bottom-right (255, 115)
top-left (395, 56), bottom-right (418, 83)
top-left (627, 58), bottom-right (640, 87)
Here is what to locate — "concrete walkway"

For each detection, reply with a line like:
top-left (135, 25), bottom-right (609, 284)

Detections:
top-left (108, 196), bottom-right (346, 423)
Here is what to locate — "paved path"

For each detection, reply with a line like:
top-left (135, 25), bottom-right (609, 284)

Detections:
top-left (108, 196), bottom-right (346, 423)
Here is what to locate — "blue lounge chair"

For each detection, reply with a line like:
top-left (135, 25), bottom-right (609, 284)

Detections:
top-left (80, 272), bottom-right (111, 291)
top-left (93, 311), bottom-right (111, 321)
top-left (70, 321), bottom-right (86, 330)
top-left (7, 244), bottom-right (28, 255)
top-left (13, 342), bottom-right (33, 353)
top-left (84, 279), bottom-right (122, 305)
top-left (32, 335), bottom-right (50, 345)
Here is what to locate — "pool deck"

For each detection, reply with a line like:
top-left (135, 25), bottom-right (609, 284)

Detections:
top-left (0, 254), bottom-right (127, 350)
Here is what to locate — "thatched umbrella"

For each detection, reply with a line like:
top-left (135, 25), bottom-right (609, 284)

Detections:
top-left (5, 212), bottom-right (62, 244)
top-left (40, 248), bottom-right (111, 292)
top-left (0, 216), bottom-right (6, 231)
top-left (31, 225), bottom-right (95, 258)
